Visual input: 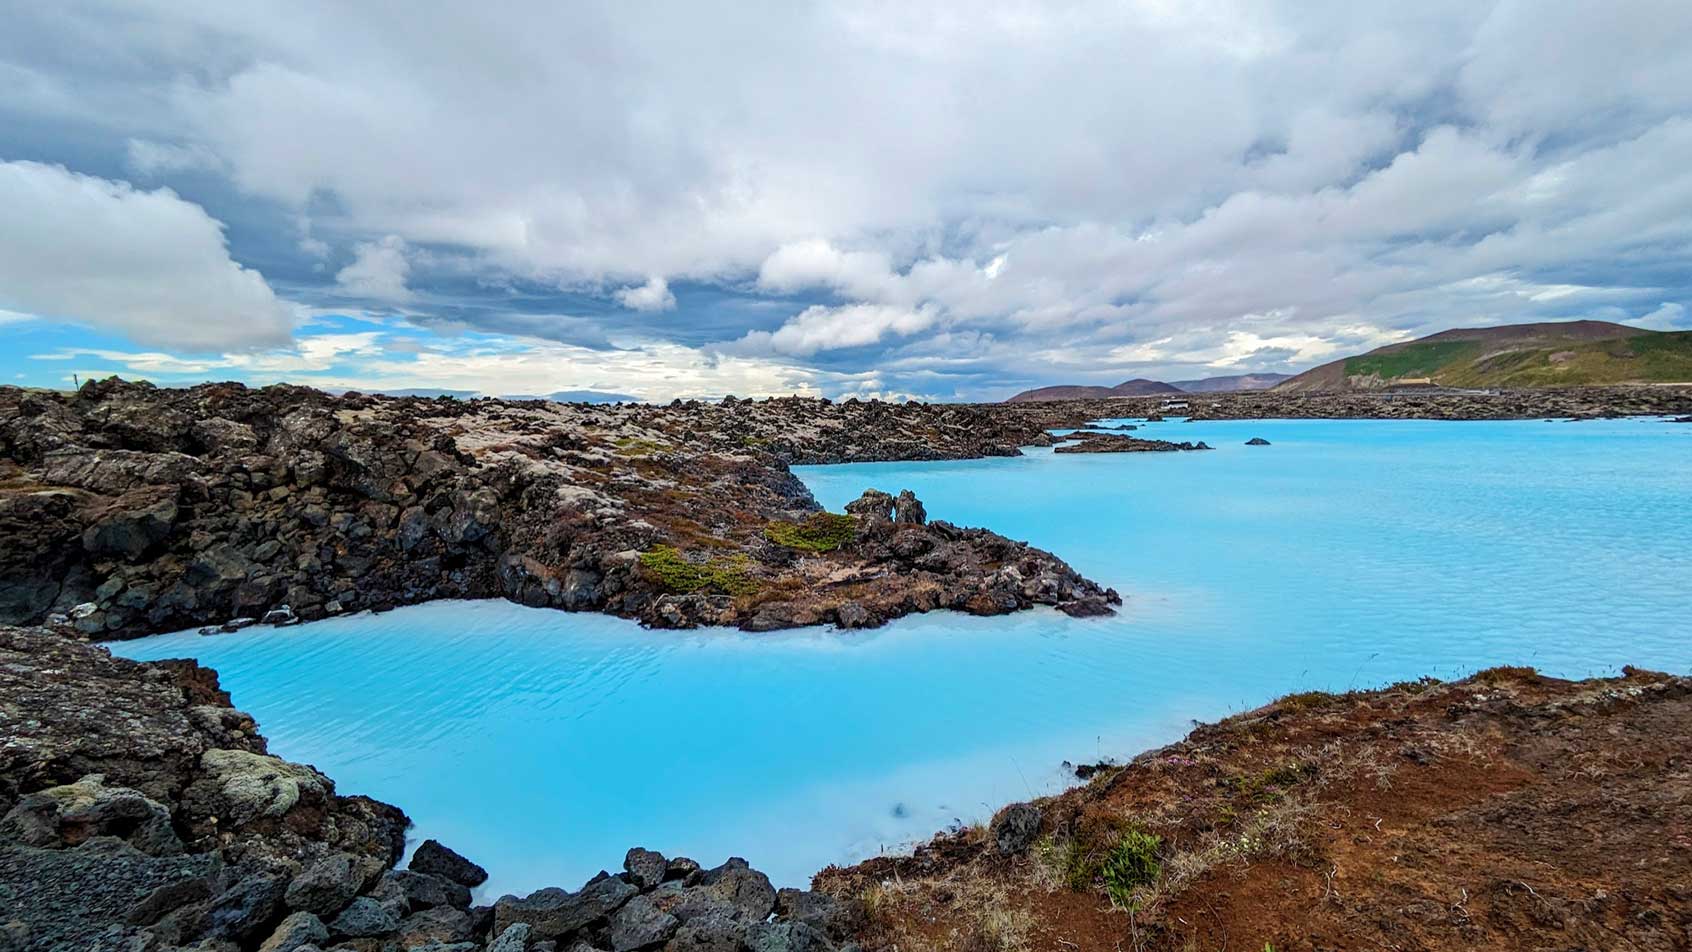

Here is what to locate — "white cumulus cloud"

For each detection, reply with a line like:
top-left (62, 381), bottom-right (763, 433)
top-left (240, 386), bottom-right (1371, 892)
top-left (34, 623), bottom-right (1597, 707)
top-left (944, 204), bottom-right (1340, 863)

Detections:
top-left (614, 276), bottom-right (676, 312)
top-left (335, 235), bottom-right (413, 302)
top-left (0, 160), bottom-right (294, 350)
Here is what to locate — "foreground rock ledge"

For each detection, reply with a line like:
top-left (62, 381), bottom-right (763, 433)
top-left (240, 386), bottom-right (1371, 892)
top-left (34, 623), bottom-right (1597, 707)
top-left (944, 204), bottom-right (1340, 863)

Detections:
top-left (816, 665), bottom-right (1692, 952)
top-left (0, 625), bottom-right (863, 952)
top-left (0, 380), bottom-right (1117, 639)
top-left (5, 625), bottom-right (1688, 952)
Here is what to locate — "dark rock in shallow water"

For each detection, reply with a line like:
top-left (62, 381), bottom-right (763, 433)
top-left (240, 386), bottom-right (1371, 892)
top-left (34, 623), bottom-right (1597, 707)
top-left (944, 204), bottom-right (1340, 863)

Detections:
top-left (665, 856), bottom-right (702, 883)
top-left (409, 838), bottom-right (488, 887)
top-left (843, 488), bottom-right (895, 524)
top-left (696, 858), bottom-right (777, 923)
top-left (892, 490), bottom-right (926, 525)
top-left (988, 802), bottom-right (1043, 855)
top-left (1053, 432), bottom-right (1213, 454)
top-left (1245, 436), bottom-right (1271, 445)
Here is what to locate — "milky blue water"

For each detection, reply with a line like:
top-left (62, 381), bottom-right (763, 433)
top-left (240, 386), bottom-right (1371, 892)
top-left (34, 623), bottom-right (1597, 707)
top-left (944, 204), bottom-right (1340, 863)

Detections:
top-left (111, 417), bottom-right (1692, 895)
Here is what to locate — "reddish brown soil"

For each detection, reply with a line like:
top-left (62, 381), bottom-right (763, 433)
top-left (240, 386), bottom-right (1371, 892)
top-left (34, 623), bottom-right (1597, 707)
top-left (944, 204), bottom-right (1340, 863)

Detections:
top-left (816, 667), bottom-right (1692, 952)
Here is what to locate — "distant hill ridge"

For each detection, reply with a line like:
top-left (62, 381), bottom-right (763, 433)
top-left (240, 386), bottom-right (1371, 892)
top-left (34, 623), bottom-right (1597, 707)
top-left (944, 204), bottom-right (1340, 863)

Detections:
top-left (1004, 373), bottom-right (1288, 403)
top-left (1274, 320), bottom-right (1692, 392)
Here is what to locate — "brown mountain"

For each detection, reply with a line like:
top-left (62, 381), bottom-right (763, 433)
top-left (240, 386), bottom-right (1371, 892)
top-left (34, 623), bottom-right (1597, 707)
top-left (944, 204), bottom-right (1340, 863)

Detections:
top-left (1005, 373), bottom-right (1292, 402)
top-left (1275, 320), bottom-right (1692, 392)
top-left (1169, 373), bottom-right (1292, 392)
top-left (1005, 378), bottom-right (1183, 403)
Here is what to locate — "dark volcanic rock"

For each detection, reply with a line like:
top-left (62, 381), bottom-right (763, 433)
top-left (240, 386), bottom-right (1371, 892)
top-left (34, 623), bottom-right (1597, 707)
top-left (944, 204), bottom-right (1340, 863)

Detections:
top-left (609, 893), bottom-right (679, 951)
top-left (286, 850), bottom-right (381, 917)
top-left (258, 910), bottom-right (329, 952)
top-left (493, 877), bottom-right (638, 940)
top-left (1245, 436), bottom-right (1272, 445)
top-left (381, 868), bottom-right (472, 912)
top-left (330, 895), bottom-right (400, 937)
top-left (0, 774), bottom-right (181, 855)
top-left (0, 837), bottom-right (217, 952)
top-left (410, 838), bottom-right (489, 887)
top-left (198, 871), bottom-right (289, 945)
top-left (624, 846), bottom-right (669, 890)
top-left (988, 802), bottom-right (1043, 855)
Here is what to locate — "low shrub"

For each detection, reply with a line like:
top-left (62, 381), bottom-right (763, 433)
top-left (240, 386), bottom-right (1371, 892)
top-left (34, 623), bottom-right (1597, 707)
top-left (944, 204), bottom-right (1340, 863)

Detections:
top-left (1101, 829), bottom-right (1163, 908)
top-left (1472, 665), bottom-right (1539, 685)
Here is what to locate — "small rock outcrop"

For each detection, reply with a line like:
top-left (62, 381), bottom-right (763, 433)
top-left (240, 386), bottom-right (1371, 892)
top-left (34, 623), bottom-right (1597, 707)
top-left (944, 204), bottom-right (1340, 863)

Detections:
top-left (988, 802), bottom-right (1042, 855)
top-left (1245, 437), bottom-right (1271, 446)
top-left (1053, 433), bottom-right (1214, 454)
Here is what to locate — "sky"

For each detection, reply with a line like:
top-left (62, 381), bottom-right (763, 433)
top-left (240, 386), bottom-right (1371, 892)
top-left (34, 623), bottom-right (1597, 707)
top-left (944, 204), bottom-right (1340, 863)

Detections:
top-left (2, 1), bottom-right (1690, 402)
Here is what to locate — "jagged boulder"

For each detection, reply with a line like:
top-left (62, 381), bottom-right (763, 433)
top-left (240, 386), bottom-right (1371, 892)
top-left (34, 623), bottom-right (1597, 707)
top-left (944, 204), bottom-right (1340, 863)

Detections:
top-left (285, 851), bottom-right (382, 918)
top-left (988, 801), bottom-right (1042, 855)
top-left (623, 847), bottom-right (669, 890)
top-left (80, 491), bottom-right (178, 561)
top-left (843, 489), bottom-right (894, 523)
top-left (493, 876), bottom-right (637, 940)
top-left (409, 839), bottom-right (488, 887)
top-left (892, 490), bottom-right (926, 525)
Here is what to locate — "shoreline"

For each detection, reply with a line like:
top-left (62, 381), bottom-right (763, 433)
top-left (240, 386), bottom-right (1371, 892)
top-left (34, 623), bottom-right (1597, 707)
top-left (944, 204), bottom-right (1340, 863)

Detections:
top-left (5, 381), bottom-right (1692, 950)
top-left (5, 622), bottom-right (1684, 951)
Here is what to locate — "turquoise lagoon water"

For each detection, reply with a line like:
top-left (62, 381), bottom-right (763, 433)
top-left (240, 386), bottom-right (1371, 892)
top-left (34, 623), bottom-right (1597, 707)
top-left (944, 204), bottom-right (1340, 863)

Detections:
top-left (112, 417), bottom-right (1692, 895)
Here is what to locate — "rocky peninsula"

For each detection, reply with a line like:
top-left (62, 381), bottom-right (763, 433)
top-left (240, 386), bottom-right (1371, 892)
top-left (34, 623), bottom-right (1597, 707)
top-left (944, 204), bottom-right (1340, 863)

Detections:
top-left (0, 379), bottom-right (1116, 640)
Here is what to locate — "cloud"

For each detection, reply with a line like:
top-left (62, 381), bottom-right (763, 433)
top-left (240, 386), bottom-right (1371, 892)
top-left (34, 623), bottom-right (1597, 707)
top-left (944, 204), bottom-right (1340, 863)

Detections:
top-left (0, 160), bottom-right (295, 350)
top-left (43, 326), bottom-right (890, 403)
top-left (3, 3), bottom-right (1691, 397)
top-left (125, 139), bottom-right (225, 177)
top-left (744, 303), bottom-right (941, 357)
top-left (1634, 302), bottom-right (1688, 331)
top-left (614, 276), bottom-right (676, 312)
top-left (335, 235), bottom-right (413, 302)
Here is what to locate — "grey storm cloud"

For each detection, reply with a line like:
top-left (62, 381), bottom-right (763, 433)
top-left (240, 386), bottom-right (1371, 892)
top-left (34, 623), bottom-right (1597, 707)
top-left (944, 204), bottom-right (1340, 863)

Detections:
top-left (2, 0), bottom-right (1690, 397)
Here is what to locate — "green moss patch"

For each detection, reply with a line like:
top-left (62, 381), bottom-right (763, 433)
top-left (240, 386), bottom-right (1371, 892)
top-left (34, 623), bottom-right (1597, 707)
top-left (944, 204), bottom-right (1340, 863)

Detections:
top-left (764, 512), bottom-right (857, 553)
top-left (638, 544), bottom-right (757, 596)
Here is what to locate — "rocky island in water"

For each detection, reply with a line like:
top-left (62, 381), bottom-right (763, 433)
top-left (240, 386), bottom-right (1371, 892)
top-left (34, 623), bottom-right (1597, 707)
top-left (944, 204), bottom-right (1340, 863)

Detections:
top-left (2, 381), bottom-right (1691, 952)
